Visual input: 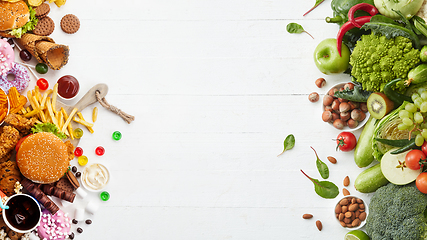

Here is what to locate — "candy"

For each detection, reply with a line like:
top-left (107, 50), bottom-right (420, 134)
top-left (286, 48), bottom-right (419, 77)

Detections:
top-left (100, 191), bottom-right (110, 201)
top-left (73, 128), bottom-right (83, 139)
top-left (77, 155), bottom-right (88, 166)
top-left (75, 188), bottom-right (87, 199)
top-left (112, 131), bottom-right (122, 140)
top-left (35, 63), bottom-right (48, 74)
top-left (19, 49), bottom-right (32, 61)
top-left (85, 200), bottom-right (99, 214)
top-left (95, 146), bottom-right (105, 156)
top-left (74, 208), bottom-right (84, 221)
top-left (37, 78), bottom-right (49, 90)
top-left (74, 147), bottom-right (83, 157)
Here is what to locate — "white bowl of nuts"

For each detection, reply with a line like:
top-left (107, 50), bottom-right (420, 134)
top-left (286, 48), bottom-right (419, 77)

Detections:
top-left (334, 195), bottom-right (368, 230)
top-left (322, 82), bottom-right (370, 131)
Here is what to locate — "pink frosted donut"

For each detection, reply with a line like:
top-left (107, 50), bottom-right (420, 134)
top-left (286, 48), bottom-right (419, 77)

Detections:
top-left (36, 209), bottom-right (72, 240)
top-left (0, 62), bottom-right (30, 93)
top-left (0, 38), bottom-right (14, 75)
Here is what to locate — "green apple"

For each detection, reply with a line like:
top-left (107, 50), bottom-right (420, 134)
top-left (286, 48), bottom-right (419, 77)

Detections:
top-left (313, 38), bottom-right (350, 75)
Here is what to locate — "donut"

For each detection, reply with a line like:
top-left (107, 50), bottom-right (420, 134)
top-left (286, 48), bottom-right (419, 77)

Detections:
top-left (36, 209), bottom-right (72, 240)
top-left (0, 38), bottom-right (14, 75)
top-left (0, 62), bottom-right (30, 93)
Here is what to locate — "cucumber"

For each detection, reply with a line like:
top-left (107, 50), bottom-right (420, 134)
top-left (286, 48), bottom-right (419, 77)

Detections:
top-left (407, 63), bottom-right (427, 85)
top-left (354, 163), bottom-right (389, 193)
top-left (354, 116), bottom-right (377, 167)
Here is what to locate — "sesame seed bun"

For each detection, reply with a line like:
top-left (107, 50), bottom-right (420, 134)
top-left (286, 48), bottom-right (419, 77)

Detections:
top-left (16, 132), bottom-right (69, 184)
top-left (0, 1), bottom-right (30, 31)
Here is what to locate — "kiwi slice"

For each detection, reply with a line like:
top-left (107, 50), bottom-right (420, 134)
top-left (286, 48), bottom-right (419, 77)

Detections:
top-left (367, 92), bottom-right (394, 119)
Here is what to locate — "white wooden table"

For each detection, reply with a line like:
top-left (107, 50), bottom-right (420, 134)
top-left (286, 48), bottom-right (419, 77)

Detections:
top-left (11, 1), bottom-right (377, 239)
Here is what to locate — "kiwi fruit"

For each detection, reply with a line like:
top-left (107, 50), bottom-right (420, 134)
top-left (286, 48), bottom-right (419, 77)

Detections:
top-left (367, 92), bottom-right (394, 119)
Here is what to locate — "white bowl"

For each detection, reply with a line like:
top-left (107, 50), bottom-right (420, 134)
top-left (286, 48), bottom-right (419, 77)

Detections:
top-left (334, 195), bottom-right (369, 230)
top-left (81, 163), bottom-right (110, 192)
top-left (323, 82), bottom-right (370, 131)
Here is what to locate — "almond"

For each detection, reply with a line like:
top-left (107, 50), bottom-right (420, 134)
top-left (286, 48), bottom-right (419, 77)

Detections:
top-left (339, 198), bottom-right (349, 206)
top-left (335, 204), bottom-right (342, 214)
top-left (343, 176), bottom-right (350, 187)
top-left (302, 214), bottom-right (313, 219)
top-left (343, 188), bottom-right (350, 196)
top-left (316, 220), bottom-right (322, 231)
top-left (327, 156), bottom-right (337, 164)
top-left (352, 219), bottom-right (361, 227)
top-left (359, 212), bottom-right (367, 221)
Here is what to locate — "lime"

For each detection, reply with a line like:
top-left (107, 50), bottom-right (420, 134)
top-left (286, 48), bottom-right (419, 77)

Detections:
top-left (345, 230), bottom-right (370, 240)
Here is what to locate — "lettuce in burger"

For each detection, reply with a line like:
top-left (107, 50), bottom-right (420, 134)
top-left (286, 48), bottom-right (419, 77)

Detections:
top-left (0, 0), bottom-right (38, 38)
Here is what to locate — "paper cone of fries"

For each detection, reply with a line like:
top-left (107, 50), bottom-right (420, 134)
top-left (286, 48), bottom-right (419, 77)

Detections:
top-left (35, 41), bottom-right (69, 70)
top-left (15, 33), bottom-right (54, 62)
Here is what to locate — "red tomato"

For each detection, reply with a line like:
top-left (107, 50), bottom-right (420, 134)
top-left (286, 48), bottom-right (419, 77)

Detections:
top-left (405, 149), bottom-right (426, 170)
top-left (422, 141), bottom-right (427, 156)
top-left (15, 134), bottom-right (30, 152)
top-left (336, 131), bottom-right (357, 152)
top-left (37, 78), bottom-right (49, 91)
top-left (416, 172), bottom-right (427, 194)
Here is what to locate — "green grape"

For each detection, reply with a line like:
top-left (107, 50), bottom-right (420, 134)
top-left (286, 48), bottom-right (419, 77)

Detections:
top-left (399, 110), bottom-right (413, 119)
top-left (421, 91), bottom-right (427, 101)
top-left (415, 98), bottom-right (423, 108)
top-left (414, 112), bottom-right (424, 123)
top-left (406, 103), bottom-right (418, 112)
top-left (416, 134), bottom-right (425, 146)
top-left (398, 122), bottom-right (410, 130)
top-left (420, 102), bottom-right (427, 112)
top-left (422, 129), bottom-right (427, 139)
top-left (412, 93), bottom-right (421, 102)
top-left (402, 117), bottom-right (414, 126)
top-left (418, 88), bottom-right (427, 95)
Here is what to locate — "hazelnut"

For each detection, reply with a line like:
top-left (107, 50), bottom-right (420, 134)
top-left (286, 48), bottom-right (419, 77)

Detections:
top-left (309, 92), bottom-right (319, 102)
top-left (315, 78), bottom-right (326, 88)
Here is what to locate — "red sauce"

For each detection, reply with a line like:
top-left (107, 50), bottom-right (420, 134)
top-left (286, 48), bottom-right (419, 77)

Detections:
top-left (57, 75), bottom-right (79, 99)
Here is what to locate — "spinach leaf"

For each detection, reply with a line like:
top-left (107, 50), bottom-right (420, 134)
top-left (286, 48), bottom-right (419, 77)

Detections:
top-left (312, 147), bottom-right (329, 179)
top-left (278, 134), bottom-right (295, 156)
top-left (301, 170), bottom-right (339, 199)
top-left (286, 23), bottom-right (313, 39)
top-left (303, 0), bottom-right (325, 16)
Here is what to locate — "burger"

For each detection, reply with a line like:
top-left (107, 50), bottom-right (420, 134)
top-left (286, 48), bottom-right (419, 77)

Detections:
top-left (16, 132), bottom-right (69, 184)
top-left (0, 0), bottom-right (38, 38)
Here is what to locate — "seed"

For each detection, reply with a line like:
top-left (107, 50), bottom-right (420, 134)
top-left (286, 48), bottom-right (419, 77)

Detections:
top-left (315, 78), bottom-right (326, 88)
top-left (343, 176), bottom-right (350, 187)
top-left (343, 188), bottom-right (350, 196)
top-left (316, 220), bottom-right (322, 231)
top-left (327, 156), bottom-right (337, 164)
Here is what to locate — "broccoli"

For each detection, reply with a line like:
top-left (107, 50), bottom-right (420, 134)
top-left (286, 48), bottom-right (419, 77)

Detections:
top-left (349, 32), bottom-right (420, 92)
top-left (366, 182), bottom-right (427, 240)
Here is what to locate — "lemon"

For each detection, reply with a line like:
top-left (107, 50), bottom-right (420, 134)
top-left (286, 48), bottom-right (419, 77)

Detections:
top-left (344, 230), bottom-right (370, 240)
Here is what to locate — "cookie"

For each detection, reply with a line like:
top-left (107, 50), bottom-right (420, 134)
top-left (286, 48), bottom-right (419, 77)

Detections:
top-left (35, 3), bottom-right (50, 18)
top-left (0, 175), bottom-right (21, 196)
top-left (60, 14), bottom-right (80, 34)
top-left (0, 160), bottom-right (20, 181)
top-left (55, 177), bottom-right (74, 192)
top-left (7, 230), bottom-right (23, 240)
top-left (33, 16), bottom-right (55, 36)
top-left (66, 170), bottom-right (79, 189)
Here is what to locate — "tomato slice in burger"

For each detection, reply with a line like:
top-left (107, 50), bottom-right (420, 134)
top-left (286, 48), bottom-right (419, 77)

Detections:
top-left (15, 134), bottom-right (31, 152)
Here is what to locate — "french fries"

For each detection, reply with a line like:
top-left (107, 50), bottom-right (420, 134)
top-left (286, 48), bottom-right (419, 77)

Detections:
top-left (74, 112), bottom-right (94, 133)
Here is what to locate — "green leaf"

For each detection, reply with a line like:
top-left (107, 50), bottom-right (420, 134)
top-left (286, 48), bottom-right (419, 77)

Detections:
top-left (31, 123), bottom-right (67, 140)
top-left (286, 23), bottom-right (314, 39)
top-left (301, 169), bottom-right (339, 199)
top-left (277, 134), bottom-right (295, 157)
top-left (311, 146), bottom-right (329, 179)
top-left (303, 0), bottom-right (325, 16)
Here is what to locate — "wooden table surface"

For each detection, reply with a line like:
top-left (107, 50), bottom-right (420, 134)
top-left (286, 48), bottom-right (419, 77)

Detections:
top-left (9, 1), bottom-right (376, 239)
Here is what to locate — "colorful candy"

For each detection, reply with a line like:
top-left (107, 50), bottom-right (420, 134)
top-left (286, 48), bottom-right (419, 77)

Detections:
top-left (74, 147), bottom-right (83, 157)
top-left (73, 128), bottom-right (83, 139)
top-left (36, 78), bottom-right (49, 90)
top-left (35, 63), bottom-right (48, 74)
top-left (95, 146), bottom-right (105, 156)
top-left (112, 131), bottom-right (121, 140)
top-left (100, 191), bottom-right (110, 201)
top-left (78, 155), bottom-right (88, 166)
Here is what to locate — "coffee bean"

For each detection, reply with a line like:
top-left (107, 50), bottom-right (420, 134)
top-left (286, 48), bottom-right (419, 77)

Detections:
top-left (72, 166), bottom-right (77, 173)
top-left (85, 219), bottom-right (92, 224)
top-left (77, 227), bottom-right (83, 233)
top-left (75, 172), bottom-right (81, 177)
top-left (72, 219), bottom-right (78, 224)
top-left (69, 232), bottom-right (75, 239)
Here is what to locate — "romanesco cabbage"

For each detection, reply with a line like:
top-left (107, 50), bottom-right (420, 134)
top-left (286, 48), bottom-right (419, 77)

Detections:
top-left (365, 182), bottom-right (427, 240)
top-left (350, 32), bottom-right (420, 92)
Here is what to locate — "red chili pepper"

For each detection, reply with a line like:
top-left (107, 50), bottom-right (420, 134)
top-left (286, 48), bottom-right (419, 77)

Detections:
top-left (348, 3), bottom-right (378, 28)
top-left (337, 16), bottom-right (372, 57)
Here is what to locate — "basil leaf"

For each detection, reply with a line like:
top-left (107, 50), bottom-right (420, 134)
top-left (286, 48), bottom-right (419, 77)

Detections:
top-left (277, 134), bottom-right (295, 157)
top-left (301, 170), bottom-right (339, 199)
top-left (311, 147), bottom-right (329, 179)
top-left (286, 23), bottom-right (314, 39)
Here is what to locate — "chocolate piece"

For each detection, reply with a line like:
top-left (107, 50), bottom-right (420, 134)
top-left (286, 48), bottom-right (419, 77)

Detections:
top-left (77, 227), bottom-right (83, 233)
top-left (72, 166), bottom-right (77, 173)
top-left (55, 178), bottom-right (74, 193)
top-left (75, 172), bottom-right (81, 178)
top-left (40, 184), bottom-right (75, 203)
top-left (85, 219), bottom-right (92, 225)
top-left (69, 232), bottom-right (75, 239)
top-left (72, 219), bottom-right (78, 224)
top-left (66, 170), bottom-right (80, 189)
top-left (21, 178), bottom-right (59, 215)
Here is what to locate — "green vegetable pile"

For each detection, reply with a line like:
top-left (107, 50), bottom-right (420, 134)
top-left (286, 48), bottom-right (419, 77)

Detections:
top-left (366, 182), bottom-right (427, 240)
top-left (350, 32), bottom-right (420, 92)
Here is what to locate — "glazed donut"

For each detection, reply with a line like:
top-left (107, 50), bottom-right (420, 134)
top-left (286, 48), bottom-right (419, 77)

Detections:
top-left (0, 62), bottom-right (30, 93)
top-left (0, 38), bottom-right (14, 75)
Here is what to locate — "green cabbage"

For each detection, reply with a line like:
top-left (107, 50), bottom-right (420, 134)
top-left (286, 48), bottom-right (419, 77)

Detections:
top-left (374, 0), bottom-right (424, 19)
top-left (372, 102), bottom-right (413, 160)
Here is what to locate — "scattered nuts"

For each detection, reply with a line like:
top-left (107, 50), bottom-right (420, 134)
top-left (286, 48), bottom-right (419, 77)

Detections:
top-left (309, 92), bottom-right (320, 102)
top-left (343, 176), bottom-right (350, 187)
top-left (302, 214), bottom-right (313, 219)
top-left (327, 156), bottom-right (337, 164)
top-left (322, 111), bottom-right (333, 122)
top-left (343, 188), bottom-right (350, 196)
top-left (335, 196), bottom-right (367, 228)
top-left (316, 220), bottom-right (322, 231)
top-left (315, 78), bottom-right (326, 88)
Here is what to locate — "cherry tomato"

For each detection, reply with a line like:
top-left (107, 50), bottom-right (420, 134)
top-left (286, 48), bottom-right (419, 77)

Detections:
top-left (15, 134), bottom-right (31, 152)
top-left (405, 149), bottom-right (426, 170)
top-left (422, 141), bottom-right (427, 156)
top-left (37, 78), bottom-right (49, 91)
top-left (336, 131), bottom-right (357, 152)
top-left (416, 172), bottom-right (427, 193)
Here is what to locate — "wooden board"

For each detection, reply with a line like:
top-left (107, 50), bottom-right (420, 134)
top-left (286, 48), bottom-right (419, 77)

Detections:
top-left (55, 83), bottom-right (108, 146)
